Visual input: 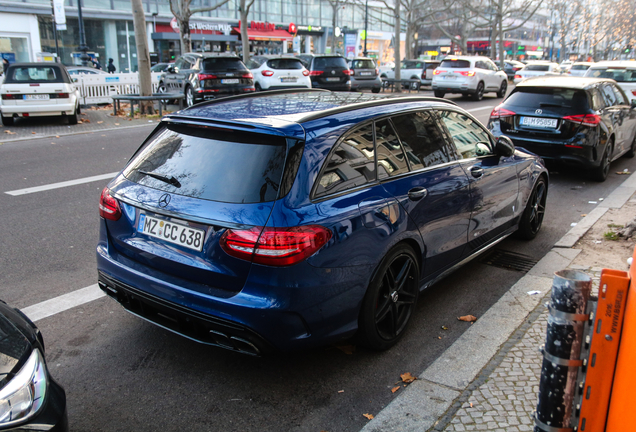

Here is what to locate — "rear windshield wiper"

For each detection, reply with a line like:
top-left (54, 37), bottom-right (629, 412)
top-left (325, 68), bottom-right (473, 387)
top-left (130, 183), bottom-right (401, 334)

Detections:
top-left (138, 170), bottom-right (181, 188)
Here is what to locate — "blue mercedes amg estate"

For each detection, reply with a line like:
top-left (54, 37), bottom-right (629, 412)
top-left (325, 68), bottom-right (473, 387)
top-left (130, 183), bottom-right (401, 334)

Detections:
top-left (96, 90), bottom-right (548, 355)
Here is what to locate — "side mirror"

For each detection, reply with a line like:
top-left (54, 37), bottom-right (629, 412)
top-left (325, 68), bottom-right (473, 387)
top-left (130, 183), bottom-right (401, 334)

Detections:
top-left (495, 136), bottom-right (515, 157)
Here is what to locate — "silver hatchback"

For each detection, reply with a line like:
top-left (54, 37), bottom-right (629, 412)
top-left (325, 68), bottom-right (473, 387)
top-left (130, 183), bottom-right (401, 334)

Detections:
top-left (348, 58), bottom-right (382, 93)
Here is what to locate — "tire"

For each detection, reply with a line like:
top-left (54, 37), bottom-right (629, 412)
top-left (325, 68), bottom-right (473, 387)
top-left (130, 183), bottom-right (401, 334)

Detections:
top-left (516, 176), bottom-right (547, 240)
top-left (185, 86), bottom-right (194, 107)
top-left (434, 90), bottom-right (445, 98)
top-left (68, 105), bottom-right (79, 125)
top-left (626, 134), bottom-right (636, 158)
top-left (255, 82), bottom-right (262, 91)
top-left (472, 82), bottom-right (484, 101)
top-left (372, 87), bottom-right (381, 93)
top-left (1, 114), bottom-right (13, 126)
top-left (496, 80), bottom-right (507, 98)
top-left (358, 245), bottom-right (420, 350)
top-left (591, 143), bottom-right (612, 182)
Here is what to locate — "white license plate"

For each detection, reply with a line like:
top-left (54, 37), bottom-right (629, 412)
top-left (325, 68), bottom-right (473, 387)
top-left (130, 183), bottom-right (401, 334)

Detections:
top-left (24, 94), bottom-right (49, 100)
top-left (443, 75), bottom-right (456, 80)
top-left (360, 72), bottom-right (372, 76)
top-left (326, 77), bottom-right (340, 82)
top-left (281, 77), bottom-right (297, 83)
top-left (137, 214), bottom-right (205, 252)
top-left (520, 116), bottom-right (558, 128)
top-left (221, 79), bottom-right (239, 84)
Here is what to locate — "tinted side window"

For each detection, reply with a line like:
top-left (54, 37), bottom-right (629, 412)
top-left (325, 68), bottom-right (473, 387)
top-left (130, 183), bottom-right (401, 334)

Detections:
top-left (591, 87), bottom-right (606, 110)
top-left (475, 61), bottom-right (486, 70)
top-left (438, 111), bottom-right (492, 159)
top-left (601, 84), bottom-right (618, 106)
top-left (314, 57), bottom-right (347, 69)
top-left (375, 120), bottom-right (409, 179)
top-left (173, 58), bottom-right (186, 70)
top-left (392, 111), bottom-right (453, 169)
top-left (611, 84), bottom-right (628, 105)
top-left (315, 124), bottom-right (376, 198)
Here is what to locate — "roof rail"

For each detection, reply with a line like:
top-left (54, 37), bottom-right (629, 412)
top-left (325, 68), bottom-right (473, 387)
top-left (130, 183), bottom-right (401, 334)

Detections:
top-left (297, 95), bottom-right (458, 123)
top-left (177, 88), bottom-right (331, 111)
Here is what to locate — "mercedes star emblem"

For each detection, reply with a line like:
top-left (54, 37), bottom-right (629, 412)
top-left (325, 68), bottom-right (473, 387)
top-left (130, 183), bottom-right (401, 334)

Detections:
top-left (331, 70), bottom-right (336, 75)
top-left (158, 193), bottom-right (171, 208)
top-left (535, 109), bottom-right (543, 114)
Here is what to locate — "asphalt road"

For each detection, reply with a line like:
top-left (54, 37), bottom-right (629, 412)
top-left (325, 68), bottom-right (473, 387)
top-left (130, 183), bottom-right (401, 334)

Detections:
top-left (1, 91), bottom-right (635, 432)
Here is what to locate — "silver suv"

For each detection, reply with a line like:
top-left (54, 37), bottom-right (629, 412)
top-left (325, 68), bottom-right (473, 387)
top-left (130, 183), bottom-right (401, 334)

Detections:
top-left (432, 56), bottom-right (508, 101)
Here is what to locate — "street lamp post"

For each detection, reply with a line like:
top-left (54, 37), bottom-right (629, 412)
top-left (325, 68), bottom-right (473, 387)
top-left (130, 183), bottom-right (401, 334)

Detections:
top-left (76, 0), bottom-right (90, 66)
top-left (363, 0), bottom-right (368, 57)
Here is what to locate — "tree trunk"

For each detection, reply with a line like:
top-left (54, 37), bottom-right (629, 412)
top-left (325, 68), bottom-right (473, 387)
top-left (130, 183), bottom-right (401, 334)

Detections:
top-left (498, 13), bottom-right (505, 68)
top-left (240, 0), bottom-right (251, 63)
top-left (394, 0), bottom-right (401, 92)
top-left (179, 18), bottom-right (192, 54)
top-left (331, 0), bottom-right (338, 54)
top-left (490, 25), bottom-right (497, 61)
top-left (131, 0), bottom-right (153, 114)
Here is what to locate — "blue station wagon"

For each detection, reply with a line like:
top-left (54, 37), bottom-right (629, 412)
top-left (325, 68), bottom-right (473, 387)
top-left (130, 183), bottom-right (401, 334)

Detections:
top-left (96, 90), bottom-right (548, 355)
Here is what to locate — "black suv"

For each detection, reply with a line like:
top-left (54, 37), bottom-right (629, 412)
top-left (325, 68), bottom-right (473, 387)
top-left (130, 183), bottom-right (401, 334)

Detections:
top-left (159, 53), bottom-right (254, 107)
top-left (297, 54), bottom-right (351, 91)
top-left (488, 76), bottom-right (636, 181)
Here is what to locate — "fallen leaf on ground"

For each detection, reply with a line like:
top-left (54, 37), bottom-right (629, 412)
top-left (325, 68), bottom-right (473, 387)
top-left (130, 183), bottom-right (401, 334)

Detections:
top-left (458, 315), bottom-right (477, 322)
top-left (441, 325), bottom-right (448, 330)
top-left (335, 344), bottom-right (356, 355)
top-left (438, 336), bottom-right (442, 339)
top-left (97, 121), bottom-right (103, 124)
top-left (400, 372), bottom-right (416, 383)
top-left (617, 171), bottom-right (632, 175)
top-left (470, 402), bottom-right (473, 408)
top-left (77, 121), bottom-right (83, 124)
top-left (114, 123), bottom-right (120, 126)
top-left (4, 130), bottom-right (16, 134)
top-left (338, 390), bottom-right (344, 393)
top-left (363, 414), bottom-right (374, 420)
top-left (55, 135), bottom-right (60, 138)
top-left (83, 118), bottom-right (91, 123)
top-left (391, 387), bottom-right (400, 393)
top-left (31, 131), bottom-right (36, 134)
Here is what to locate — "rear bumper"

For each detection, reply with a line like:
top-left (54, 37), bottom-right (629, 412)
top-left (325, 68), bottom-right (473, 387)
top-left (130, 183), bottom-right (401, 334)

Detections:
top-left (1, 102), bottom-right (76, 116)
top-left (350, 77), bottom-right (382, 89)
top-left (506, 136), bottom-right (602, 167)
top-left (311, 81), bottom-right (351, 91)
top-left (432, 79), bottom-right (475, 93)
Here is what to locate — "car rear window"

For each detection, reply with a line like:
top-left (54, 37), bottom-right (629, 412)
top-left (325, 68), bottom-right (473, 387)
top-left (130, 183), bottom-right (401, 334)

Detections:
top-left (123, 124), bottom-right (287, 204)
top-left (351, 59), bottom-right (375, 69)
top-left (201, 58), bottom-right (247, 71)
top-left (524, 65), bottom-right (550, 71)
top-left (571, 64), bottom-right (590, 70)
top-left (439, 59), bottom-right (471, 68)
top-left (505, 88), bottom-right (590, 110)
top-left (314, 57), bottom-right (347, 69)
top-left (586, 68), bottom-right (636, 82)
top-left (402, 61), bottom-right (423, 69)
top-left (425, 62), bottom-right (439, 70)
top-left (5, 66), bottom-right (66, 83)
top-left (266, 59), bottom-right (303, 70)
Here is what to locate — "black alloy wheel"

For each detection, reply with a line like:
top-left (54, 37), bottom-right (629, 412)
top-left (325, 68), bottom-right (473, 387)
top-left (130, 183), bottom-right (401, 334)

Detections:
top-left (591, 144), bottom-right (612, 182)
top-left (517, 177), bottom-right (547, 240)
top-left (497, 80), bottom-right (507, 98)
top-left (358, 245), bottom-right (420, 350)
top-left (472, 82), bottom-right (485, 101)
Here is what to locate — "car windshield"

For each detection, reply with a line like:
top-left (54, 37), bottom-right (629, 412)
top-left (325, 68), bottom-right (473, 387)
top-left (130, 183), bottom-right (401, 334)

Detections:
top-left (123, 124), bottom-right (287, 204)
top-left (524, 65), bottom-right (550, 71)
top-left (266, 59), bottom-right (303, 70)
top-left (571, 65), bottom-right (590, 70)
top-left (5, 66), bottom-right (65, 83)
top-left (351, 59), bottom-right (375, 69)
top-left (440, 59), bottom-right (471, 68)
top-left (505, 88), bottom-right (590, 110)
top-left (201, 58), bottom-right (246, 71)
top-left (314, 57), bottom-right (347, 68)
top-left (587, 68), bottom-right (636, 82)
top-left (401, 61), bottom-right (423, 69)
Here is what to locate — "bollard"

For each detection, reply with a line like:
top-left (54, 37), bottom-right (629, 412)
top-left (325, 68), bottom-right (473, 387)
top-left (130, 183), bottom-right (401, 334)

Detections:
top-left (535, 269), bottom-right (592, 432)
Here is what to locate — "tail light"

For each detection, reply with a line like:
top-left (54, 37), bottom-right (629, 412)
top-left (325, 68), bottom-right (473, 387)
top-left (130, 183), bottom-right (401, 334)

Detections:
top-left (563, 114), bottom-right (601, 127)
top-left (302, 69), bottom-right (310, 76)
top-left (220, 225), bottom-right (332, 267)
top-left (309, 71), bottom-right (324, 76)
top-left (455, 71), bottom-right (476, 76)
top-left (261, 70), bottom-right (274, 77)
top-left (242, 72), bottom-right (253, 79)
top-left (1, 94), bottom-right (21, 100)
top-left (490, 105), bottom-right (516, 119)
top-left (631, 90), bottom-right (636, 96)
top-left (433, 69), bottom-right (444, 75)
top-left (513, 67), bottom-right (521, 72)
top-left (375, 68), bottom-right (379, 76)
top-left (99, 187), bottom-right (121, 221)
top-left (343, 69), bottom-right (352, 76)
top-left (421, 72), bottom-right (426, 79)
top-left (514, 74), bottom-right (522, 79)
top-left (51, 93), bottom-right (69, 98)
top-left (198, 73), bottom-right (217, 80)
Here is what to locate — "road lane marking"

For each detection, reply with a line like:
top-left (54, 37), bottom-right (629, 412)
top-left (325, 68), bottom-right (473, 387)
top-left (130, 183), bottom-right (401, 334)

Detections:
top-left (467, 105), bottom-right (495, 112)
top-left (5, 172), bottom-right (118, 196)
top-left (21, 284), bottom-right (106, 322)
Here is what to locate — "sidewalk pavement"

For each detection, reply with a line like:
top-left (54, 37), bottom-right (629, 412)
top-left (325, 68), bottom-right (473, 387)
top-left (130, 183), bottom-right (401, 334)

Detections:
top-left (0, 103), bottom-right (181, 142)
top-left (362, 171), bottom-right (636, 432)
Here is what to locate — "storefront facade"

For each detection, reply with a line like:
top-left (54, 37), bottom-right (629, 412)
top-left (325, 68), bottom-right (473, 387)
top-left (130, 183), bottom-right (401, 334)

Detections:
top-left (1, 12), bottom-right (42, 64)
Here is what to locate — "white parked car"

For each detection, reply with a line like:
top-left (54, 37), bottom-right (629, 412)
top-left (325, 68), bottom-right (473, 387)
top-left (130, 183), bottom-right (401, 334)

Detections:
top-left (1, 62), bottom-right (81, 126)
top-left (513, 62), bottom-right (561, 84)
top-left (559, 60), bottom-right (573, 72)
top-left (382, 59), bottom-right (439, 86)
top-left (584, 61), bottom-right (636, 102)
top-left (431, 55), bottom-right (508, 100)
top-left (246, 55), bottom-right (311, 91)
top-left (567, 62), bottom-right (594, 77)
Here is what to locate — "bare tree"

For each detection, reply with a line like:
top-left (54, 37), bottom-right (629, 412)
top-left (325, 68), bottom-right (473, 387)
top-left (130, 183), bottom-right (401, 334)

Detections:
top-left (553, 0), bottom-right (582, 61)
top-left (132, 0), bottom-right (153, 114)
top-left (239, 0), bottom-right (255, 62)
top-left (169, 0), bottom-right (231, 54)
top-left (325, 0), bottom-right (341, 54)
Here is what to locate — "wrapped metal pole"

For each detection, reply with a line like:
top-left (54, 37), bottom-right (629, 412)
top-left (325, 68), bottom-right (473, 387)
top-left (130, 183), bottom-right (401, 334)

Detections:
top-left (535, 270), bottom-right (592, 432)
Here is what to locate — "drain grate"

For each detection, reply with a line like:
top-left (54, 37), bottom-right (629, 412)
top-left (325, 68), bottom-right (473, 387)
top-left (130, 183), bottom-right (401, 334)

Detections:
top-left (481, 249), bottom-right (538, 273)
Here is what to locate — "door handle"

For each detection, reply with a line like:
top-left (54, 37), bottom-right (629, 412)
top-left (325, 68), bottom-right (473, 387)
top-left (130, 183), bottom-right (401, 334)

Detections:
top-left (408, 187), bottom-right (428, 201)
top-left (469, 166), bottom-right (484, 178)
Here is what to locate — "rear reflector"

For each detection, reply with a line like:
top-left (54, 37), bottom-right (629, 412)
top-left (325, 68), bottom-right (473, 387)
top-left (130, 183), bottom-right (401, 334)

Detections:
top-left (565, 144), bottom-right (584, 149)
top-left (563, 114), bottom-right (601, 127)
top-left (220, 225), bottom-right (332, 266)
top-left (99, 187), bottom-right (122, 221)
